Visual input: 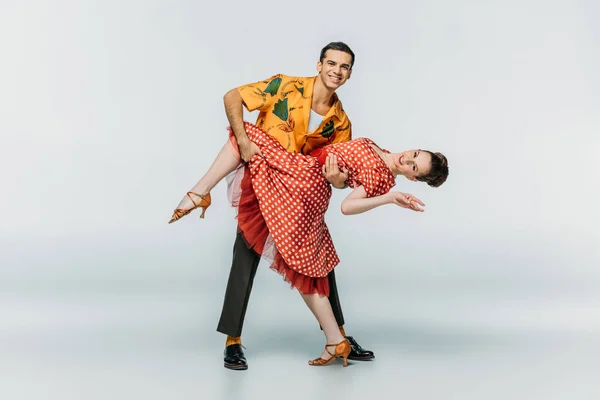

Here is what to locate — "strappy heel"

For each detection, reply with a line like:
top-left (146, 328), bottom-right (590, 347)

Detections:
top-left (168, 191), bottom-right (211, 224)
top-left (308, 339), bottom-right (351, 367)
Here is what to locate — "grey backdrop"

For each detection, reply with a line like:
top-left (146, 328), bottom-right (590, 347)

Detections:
top-left (1, 0), bottom-right (599, 399)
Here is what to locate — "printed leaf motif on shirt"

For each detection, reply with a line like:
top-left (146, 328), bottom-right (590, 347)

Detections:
top-left (264, 77), bottom-right (282, 96)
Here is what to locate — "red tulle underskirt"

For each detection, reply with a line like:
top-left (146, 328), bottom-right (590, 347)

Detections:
top-left (226, 154), bottom-right (330, 297)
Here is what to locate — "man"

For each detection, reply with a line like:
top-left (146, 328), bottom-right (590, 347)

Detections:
top-left (218, 42), bottom-right (375, 370)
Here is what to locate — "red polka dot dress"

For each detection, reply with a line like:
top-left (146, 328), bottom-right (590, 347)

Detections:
top-left (228, 122), bottom-right (396, 296)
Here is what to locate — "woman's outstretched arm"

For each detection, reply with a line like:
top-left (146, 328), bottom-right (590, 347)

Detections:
top-left (340, 185), bottom-right (425, 215)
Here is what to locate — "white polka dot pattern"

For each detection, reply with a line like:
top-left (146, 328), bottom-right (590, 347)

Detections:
top-left (327, 137), bottom-right (396, 198)
top-left (244, 122), bottom-right (395, 278)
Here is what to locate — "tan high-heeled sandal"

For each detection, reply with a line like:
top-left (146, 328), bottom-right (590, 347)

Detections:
top-left (308, 339), bottom-right (351, 367)
top-left (168, 191), bottom-right (211, 224)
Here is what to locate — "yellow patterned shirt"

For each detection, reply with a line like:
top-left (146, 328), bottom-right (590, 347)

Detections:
top-left (237, 74), bottom-right (352, 155)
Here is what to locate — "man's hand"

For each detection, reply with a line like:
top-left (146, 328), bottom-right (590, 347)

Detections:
top-left (322, 154), bottom-right (349, 189)
top-left (388, 191), bottom-right (425, 212)
top-left (237, 137), bottom-right (262, 163)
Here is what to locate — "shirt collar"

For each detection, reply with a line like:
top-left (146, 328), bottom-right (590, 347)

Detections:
top-left (307, 76), bottom-right (346, 121)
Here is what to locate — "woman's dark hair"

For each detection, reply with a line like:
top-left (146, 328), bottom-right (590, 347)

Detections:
top-left (320, 42), bottom-right (355, 68)
top-left (416, 151), bottom-right (449, 188)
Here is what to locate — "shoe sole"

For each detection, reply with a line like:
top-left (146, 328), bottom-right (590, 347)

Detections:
top-left (347, 355), bottom-right (375, 361)
top-left (224, 363), bottom-right (248, 370)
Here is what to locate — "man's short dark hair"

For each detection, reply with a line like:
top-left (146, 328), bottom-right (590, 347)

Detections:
top-left (320, 42), bottom-right (355, 68)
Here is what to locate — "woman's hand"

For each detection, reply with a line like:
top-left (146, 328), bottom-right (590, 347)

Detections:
top-left (387, 191), bottom-right (425, 212)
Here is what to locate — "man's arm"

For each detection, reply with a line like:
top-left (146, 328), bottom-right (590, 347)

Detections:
top-left (223, 89), bottom-right (261, 162)
top-left (324, 120), bottom-right (352, 188)
top-left (340, 185), bottom-right (425, 215)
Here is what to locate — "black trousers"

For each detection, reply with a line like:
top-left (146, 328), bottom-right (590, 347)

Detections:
top-left (217, 232), bottom-right (345, 336)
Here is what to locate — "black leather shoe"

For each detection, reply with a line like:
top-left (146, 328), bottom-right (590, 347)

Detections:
top-left (346, 336), bottom-right (375, 361)
top-left (224, 344), bottom-right (248, 370)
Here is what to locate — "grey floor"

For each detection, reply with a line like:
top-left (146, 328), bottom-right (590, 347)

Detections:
top-left (2, 247), bottom-right (599, 400)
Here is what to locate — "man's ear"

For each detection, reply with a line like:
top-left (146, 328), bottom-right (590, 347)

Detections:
top-left (316, 61), bottom-right (322, 73)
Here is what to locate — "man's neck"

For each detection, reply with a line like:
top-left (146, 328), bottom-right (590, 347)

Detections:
top-left (312, 77), bottom-right (335, 108)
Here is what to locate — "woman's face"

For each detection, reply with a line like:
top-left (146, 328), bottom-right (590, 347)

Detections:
top-left (388, 149), bottom-right (432, 180)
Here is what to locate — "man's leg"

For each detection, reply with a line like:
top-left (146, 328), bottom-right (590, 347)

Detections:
top-left (327, 269), bottom-right (345, 327)
top-left (327, 270), bottom-right (376, 361)
top-left (217, 231), bottom-right (261, 370)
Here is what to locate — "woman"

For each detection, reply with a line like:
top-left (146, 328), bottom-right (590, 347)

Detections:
top-left (169, 122), bottom-right (449, 366)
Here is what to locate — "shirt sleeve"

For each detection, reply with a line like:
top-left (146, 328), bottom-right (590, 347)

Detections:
top-left (347, 120), bottom-right (352, 140)
top-left (350, 166), bottom-right (395, 198)
top-left (237, 74), bottom-right (284, 113)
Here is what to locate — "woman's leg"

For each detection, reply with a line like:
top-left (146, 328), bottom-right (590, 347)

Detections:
top-left (173, 140), bottom-right (241, 211)
top-left (300, 292), bottom-right (346, 360)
